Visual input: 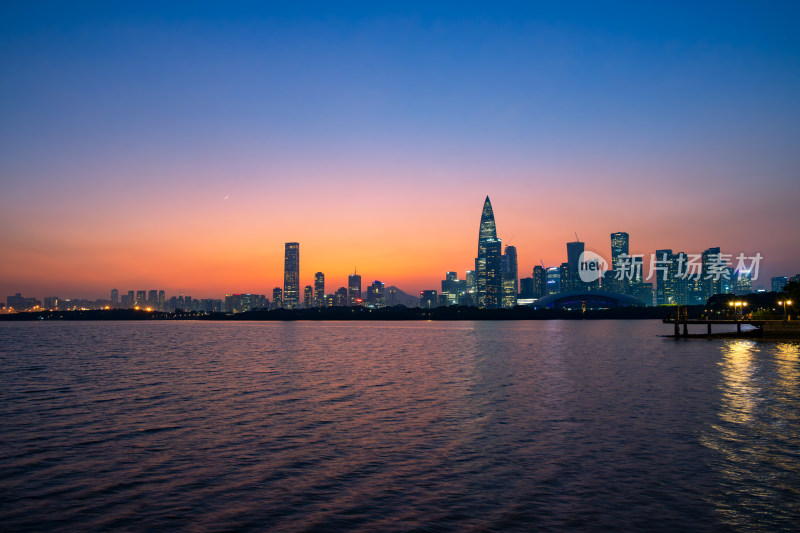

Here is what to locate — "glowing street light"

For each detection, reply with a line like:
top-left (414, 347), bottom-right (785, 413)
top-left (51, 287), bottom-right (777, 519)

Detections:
top-left (729, 300), bottom-right (747, 318)
top-left (778, 300), bottom-right (793, 320)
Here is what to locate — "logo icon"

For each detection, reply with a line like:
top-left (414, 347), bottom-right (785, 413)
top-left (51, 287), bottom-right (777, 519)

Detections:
top-left (578, 251), bottom-right (609, 283)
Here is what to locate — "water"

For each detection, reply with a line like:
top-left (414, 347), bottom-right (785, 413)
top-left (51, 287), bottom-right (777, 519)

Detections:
top-left (0, 320), bottom-right (798, 531)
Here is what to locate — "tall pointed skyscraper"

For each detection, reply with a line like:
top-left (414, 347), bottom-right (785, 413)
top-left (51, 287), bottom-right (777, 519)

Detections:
top-left (475, 196), bottom-right (502, 308)
top-left (283, 242), bottom-right (299, 309)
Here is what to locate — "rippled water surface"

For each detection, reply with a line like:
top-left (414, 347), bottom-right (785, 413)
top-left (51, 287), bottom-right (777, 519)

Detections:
top-left (1, 320), bottom-right (799, 531)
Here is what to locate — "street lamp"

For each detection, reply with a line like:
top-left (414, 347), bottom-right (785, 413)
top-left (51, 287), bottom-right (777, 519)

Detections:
top-left (778, 300), bottom-right (793, 320)
top-left (729, 300), bottom-right (747, 318)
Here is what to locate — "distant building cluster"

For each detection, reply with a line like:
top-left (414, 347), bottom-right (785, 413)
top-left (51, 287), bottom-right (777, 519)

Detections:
top-left (417, 197), bottom-right (800, 311)
top-left (4, 196), bottom-right (799, 313)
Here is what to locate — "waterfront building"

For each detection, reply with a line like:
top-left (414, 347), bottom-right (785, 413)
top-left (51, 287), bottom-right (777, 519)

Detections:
top-left (519, 277), bottom-right (534, 299)
top-left (772, 276), bottom-right (788, 292)
top-left (348, 271), bottom-right (362, 306)
top-left (335, 287), bottom-right (348, 306)
top-left (701, 247), bottom-right (723, 301)
top-left (272, 287), bottom-right (282, 309)
top-left (283, 242), bottom-right (300, 309)
top-left (610, 232), bottom-right (629, 268)
top-left (367, 280), bottom-right (385, 308)
top-left (304, 285), bottom-right (313, 308)
top-left (546, 267), bottom-right (561, 295)
top-left (110, 289), bottom-right (119, 304)
top-left (559, 263), bottom-right (569, 293)
top-left (532, 266), bottom-right (546, 298)
top-left (654, 249), bottom-right (676, 305)
top-left (314, 272), bottom-right (325, 308)
top-left (566, 240), bottom-right (585, 292)
top-left (502, 245), bottom-right (518, 308)
top-left (733, 269), bottom-right (753, 295)
top-left (475, 196), bottom-right (502, 308)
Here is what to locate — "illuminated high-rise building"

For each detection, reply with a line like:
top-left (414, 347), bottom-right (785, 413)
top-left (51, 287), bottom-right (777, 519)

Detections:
top-left (465, 270), bottom-right (476, 297)
top-left (314, 272), bottom-right (325, 308)
top-left (532, 266), bottom-right (546, 298)
top-left (367, 281), bottom-right (385, 308)
top-left (303, 285), bottom-right (313, 308)
top-left (335, 287), bottom-right (348, 306)
top-left (272, 287), bottom-right (282, 309)
top-left (772, 276), bottom-right (788, 292)
top-left (110, 289), bottom-right (119, 304)
top-left (501, 245), bottom-right (518, 308)
top-left (701, 247), bottom-right (723, 301)
top-left (135, 290), bottom-right (146, 306)
top-left (283, 242), bottom-right (300, 309)
top-left (654, 249), bottom-right (676, 305)
top-left (348, 271), bottom-right (362, 306)
top-left (475, 196), bottom-right (502, 308)
top-left (610, 232), bottom-right (629, 269)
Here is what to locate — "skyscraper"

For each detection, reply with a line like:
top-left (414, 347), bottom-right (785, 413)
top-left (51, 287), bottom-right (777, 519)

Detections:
top-left (272, 287), bottom-right (282, 309)
top-left (335, 287), bottom-right (348, 306)
top-left (283, 242), bottom-right (299, 309)
top-left (772, 276), bottom-right (788, 292)
top-left (475, 196), bottom-right (502, 308)
top-left (303, 285), bottom-right (313, 308)
top-left (566, 240), bottom-right (585, 292)
top-left (348, 271), bottom-right (362, 306)
top-left (367, 280), bottom-right (385, 308)
top-left (701, 247), bottom-right (723, 301)
top-left (110, 288), bottom-right (119, 304)
top-left (610, 232), bottom-right (630, 268)
top-left (532, 266), bottom-right (546, 298)
top-left (502, 244), bottom-right (518, 308)
top-left (314, 272), bottom-right (325, 308)
top-left (654, 249), bottom-right (676, 305)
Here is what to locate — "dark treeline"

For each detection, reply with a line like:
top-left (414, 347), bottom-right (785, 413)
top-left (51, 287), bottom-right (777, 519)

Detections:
top-left (1, 305), bottom-right (679, 321)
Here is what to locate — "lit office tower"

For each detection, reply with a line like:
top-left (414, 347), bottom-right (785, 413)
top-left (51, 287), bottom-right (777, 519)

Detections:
top-left (475, 196), bottom-right (502, 308)
top-left (610, 232), bottom-right (629, 268)
top-left (335, 287), bottom-right (348, 306)
top-left (272, 287), bottom-right (282, 309)
top-left (303, 286), bottom-right (313, 308)
top-left (772, 276), bottom-right (788, 292)
top-left (314, 272), bottom-right (325, 308)
top-left (110, 289), bottom-right (119, 304)
top-left (283, 242), bottom-right (300, 309)
top-left (501, 245), bottom-right (518, 308)
top-left (566, 240), bottom-right (585, 292)
top-left (654, 249), bottom-right (676, 306)
top-left (532, 266), bottom-right (546, 298)
top-left (701, 247), bottom-right (723, 301)
top-left (136, 290), bottom-right (146, 306)
top-left (348, 271), bottom-right (362, 306)
top-left (367, 280), bottom-right (386, 308)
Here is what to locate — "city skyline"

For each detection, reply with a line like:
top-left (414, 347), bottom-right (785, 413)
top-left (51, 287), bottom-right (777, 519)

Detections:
top-left (6, 195), bottom-right (798, 310)
top-left (2, 4), bottom-right (800, 299)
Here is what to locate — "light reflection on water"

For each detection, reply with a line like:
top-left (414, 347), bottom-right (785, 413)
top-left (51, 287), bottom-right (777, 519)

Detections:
top-left (0, 321), bottom-right (799, 531)
top-left (701, 340), bottom-right (800, 531)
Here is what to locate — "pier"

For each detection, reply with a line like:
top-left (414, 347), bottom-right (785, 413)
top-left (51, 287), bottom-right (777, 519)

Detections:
top-left (664, 307), bottom-right (800, 339)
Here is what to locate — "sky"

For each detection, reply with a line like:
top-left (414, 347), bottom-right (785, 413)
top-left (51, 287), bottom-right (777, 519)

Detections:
top-left (2, 1), bottom-right (799, 299)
